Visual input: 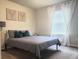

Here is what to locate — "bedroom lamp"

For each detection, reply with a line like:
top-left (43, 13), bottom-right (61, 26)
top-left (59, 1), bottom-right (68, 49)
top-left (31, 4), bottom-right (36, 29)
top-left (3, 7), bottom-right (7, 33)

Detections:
top-left (0, 21), bottom-right (6, 50)
top-left (0, 21), bottom-right (6, 27)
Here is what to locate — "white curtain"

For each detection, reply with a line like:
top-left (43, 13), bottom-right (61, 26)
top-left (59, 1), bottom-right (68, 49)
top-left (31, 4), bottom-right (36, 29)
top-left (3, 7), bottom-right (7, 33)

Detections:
top-left (48, 0), bottom-right (77, 46)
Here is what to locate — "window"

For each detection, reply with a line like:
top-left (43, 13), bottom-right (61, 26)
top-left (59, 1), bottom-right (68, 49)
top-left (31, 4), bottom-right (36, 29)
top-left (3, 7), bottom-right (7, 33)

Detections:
top-left (51, 10), bottom-right (66, 35)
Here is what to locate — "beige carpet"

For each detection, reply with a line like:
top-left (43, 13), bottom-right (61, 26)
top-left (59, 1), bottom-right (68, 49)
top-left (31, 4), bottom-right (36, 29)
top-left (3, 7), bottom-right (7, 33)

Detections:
top-left (1, 46), bottom-right (78, 59)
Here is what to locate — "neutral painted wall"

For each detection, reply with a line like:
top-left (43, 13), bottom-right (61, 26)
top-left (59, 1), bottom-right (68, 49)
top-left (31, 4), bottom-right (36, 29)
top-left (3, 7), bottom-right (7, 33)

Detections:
top-left (0, 0), bottom-right (36, 50)
top-left (35, 8), bottom-right (51, 35)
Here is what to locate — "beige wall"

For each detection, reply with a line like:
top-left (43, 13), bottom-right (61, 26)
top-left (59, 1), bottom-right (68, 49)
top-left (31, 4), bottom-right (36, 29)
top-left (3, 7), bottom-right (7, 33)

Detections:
top-left (35, 8), bottom-right (51, 35)
top-left (0, 0), bottom-right (36, 52)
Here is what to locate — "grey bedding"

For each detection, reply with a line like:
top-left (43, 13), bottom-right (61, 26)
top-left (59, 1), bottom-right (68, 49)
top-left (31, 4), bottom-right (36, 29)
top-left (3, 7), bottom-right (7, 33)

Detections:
top-left (7, 36), bottom-right (61, 58)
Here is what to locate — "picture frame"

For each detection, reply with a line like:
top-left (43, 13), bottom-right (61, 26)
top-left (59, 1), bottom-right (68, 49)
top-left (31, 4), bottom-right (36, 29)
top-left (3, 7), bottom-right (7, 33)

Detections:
top-left (6, 8), bottom-right (18, 21)
top-left (18, 11), bottom-right (26, 22)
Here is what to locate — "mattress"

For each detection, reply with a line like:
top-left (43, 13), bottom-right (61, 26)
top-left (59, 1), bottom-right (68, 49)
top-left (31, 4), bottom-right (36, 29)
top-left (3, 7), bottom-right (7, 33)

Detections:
top-left (7, 36), bottom-right (61, 58)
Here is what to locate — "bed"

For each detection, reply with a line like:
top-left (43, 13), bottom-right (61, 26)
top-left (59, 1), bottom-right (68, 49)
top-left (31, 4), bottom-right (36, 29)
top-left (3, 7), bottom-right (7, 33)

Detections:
top-left (6, 30), bottom-right (61, 59)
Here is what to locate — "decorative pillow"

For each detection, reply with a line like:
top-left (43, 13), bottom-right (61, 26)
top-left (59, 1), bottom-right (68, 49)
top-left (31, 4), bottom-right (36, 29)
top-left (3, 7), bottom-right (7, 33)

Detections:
top-left (22, 31), bottom-right (30, 37)
top-left (8, 30), bottom-right (16, 38)
top-left (8, 30), bottom-right (30, 38)
top-left (14, 31), bottom-right (23, 38)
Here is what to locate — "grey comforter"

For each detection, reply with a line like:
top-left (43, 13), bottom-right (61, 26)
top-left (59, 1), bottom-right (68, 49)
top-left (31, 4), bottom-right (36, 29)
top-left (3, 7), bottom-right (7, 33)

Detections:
top-left (7, 36), bottom-right (61, 58)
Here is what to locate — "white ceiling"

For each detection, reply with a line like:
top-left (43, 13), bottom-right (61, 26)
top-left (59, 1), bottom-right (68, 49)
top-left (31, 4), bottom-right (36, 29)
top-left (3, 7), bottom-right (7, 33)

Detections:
top-left (9, 0), bottom-right (67, 9)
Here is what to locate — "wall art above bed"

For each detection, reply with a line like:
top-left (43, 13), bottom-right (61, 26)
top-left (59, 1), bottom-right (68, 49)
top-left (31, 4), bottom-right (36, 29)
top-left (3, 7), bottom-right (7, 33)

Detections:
top-left (18, 11), bottom-right (26, 22)
top-left (6, 8), bottom-right (26, 22)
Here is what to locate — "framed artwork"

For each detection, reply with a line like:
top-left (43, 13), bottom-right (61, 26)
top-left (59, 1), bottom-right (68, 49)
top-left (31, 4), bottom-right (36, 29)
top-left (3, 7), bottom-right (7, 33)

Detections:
top-left (18, 11), bottom-right (26, 22)
top-left (6, 8), bottom-right (18, 21)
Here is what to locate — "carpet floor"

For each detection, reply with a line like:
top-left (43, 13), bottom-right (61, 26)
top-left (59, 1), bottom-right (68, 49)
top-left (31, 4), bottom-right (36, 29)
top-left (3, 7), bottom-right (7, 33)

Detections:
top-left (1, 46), bottom-right (78, 59)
